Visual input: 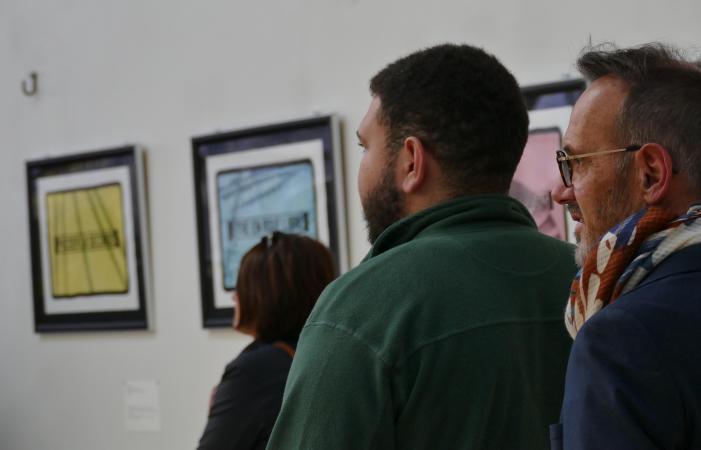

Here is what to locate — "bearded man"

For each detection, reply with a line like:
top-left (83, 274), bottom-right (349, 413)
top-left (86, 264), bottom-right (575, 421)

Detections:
top-left (266, 43), bottom-right (576, 450)
top-left (551, 43), bottom-right (701, 450)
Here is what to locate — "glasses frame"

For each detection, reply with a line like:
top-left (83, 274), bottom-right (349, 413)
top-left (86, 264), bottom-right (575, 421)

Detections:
top-left (556, 145), bottom-right (641, 187)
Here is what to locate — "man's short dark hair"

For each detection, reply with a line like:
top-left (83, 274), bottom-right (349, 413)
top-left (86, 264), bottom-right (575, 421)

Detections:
top-left (369, 43), bottom-right (529, 195)
top-left (577, 43), bottom-right (701, 193)
top-left (236, 232), bottom-right (335, 342)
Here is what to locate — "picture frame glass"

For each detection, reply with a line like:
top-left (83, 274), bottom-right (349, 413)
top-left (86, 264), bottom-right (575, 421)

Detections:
top-left (514, 81), bottom-right (585, 243)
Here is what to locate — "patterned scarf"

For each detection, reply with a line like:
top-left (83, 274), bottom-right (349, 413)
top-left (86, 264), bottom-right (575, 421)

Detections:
top-left (565, 204), bottom-right (701, 339)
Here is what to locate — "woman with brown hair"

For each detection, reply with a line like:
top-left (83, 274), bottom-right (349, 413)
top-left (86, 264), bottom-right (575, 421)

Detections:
top-left (197, 232), bottom-right (336, 450)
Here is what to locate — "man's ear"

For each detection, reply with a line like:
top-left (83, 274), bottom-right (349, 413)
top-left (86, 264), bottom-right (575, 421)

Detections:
top-left (397, 136), bottom-right (427, 194)
top-left (635, 143), bottom-right (674, 205)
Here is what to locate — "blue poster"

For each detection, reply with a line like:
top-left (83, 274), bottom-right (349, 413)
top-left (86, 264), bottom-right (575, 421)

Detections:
top-left (216, 160), bottom-right (318, 290)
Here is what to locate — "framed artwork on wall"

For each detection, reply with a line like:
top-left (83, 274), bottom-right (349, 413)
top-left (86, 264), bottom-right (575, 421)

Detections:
top-left (26, 146), bottom-right (151, 332)
top-left (192, 115), bottom-right (348, 328)
top-left (513, 79), bottom-right (585, 243)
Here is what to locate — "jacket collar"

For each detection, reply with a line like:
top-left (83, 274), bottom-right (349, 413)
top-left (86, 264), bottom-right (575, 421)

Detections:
top-left (634, 242), bottom-right (701, 291)
top-left (366, 194), bottom-right (535, 260)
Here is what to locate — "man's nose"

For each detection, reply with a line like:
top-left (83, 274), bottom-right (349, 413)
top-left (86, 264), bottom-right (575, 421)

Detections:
top-left (551, 181), bottom-right (573, 205)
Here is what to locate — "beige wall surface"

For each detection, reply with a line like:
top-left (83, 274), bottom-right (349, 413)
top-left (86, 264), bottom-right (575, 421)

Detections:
top-left (1, 1), bottom-right (700, 449)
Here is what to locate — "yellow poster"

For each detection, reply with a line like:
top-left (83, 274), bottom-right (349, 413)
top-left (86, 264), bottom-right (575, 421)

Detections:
top-left (46, 183), bottom-right (129, 297)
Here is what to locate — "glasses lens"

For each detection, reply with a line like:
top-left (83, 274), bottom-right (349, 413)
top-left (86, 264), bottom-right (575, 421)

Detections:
top-left (562, 161), bottom-right (572, 187)
top-left (556, 151), bottom-right (572, 187)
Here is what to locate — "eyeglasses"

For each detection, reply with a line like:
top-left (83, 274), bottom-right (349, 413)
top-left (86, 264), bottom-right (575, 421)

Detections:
top-left (555, 145), bottom-right (641, 187)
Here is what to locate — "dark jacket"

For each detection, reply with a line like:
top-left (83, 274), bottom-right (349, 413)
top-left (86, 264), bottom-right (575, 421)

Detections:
top-left (197, 340), bottom-right (295, 450)
top-left (552, 243), bottom-right (701, 450)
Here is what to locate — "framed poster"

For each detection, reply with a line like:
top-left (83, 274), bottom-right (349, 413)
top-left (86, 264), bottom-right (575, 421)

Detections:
top-left (192, 115), bottom-right (348, 327)
top-left (512, 79), bottom-right (585, 243)
top-left (26, 146), bottom-right (151, 332)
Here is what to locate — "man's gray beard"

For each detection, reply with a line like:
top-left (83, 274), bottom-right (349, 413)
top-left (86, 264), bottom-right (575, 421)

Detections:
top-left (574, 241), bottom-right (588, 268)
top-left (572, 172), bottom-right (634, 269)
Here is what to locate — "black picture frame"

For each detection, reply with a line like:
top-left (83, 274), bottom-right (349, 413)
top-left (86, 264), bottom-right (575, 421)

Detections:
top-left (26, 146), bottom-right (151, 332)
top-left (192, 115), bottom-right (347, 328)
top-left (521, 79), bottom-right (585, 111)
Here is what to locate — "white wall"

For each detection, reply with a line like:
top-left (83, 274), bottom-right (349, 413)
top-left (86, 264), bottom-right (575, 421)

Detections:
top-left (1, 1), bottom-right (699, 449)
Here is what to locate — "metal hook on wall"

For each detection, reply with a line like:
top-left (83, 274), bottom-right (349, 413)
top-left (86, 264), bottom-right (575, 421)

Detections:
top-left (22, 72), bottom-right (38, 96)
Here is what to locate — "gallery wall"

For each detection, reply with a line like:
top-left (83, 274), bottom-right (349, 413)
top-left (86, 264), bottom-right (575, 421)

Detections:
top-left (1, 1), bottom-right (700, 449)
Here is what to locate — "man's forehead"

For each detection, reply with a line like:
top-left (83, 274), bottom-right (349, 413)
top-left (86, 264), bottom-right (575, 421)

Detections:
top-left (357, 97), bottom-right (382, 136)
top-left (563, 77), bottom-right (628, 152)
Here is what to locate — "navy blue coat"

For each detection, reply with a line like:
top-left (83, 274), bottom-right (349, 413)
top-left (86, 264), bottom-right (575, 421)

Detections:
top-left (551, 243), bottom-right (701, 450)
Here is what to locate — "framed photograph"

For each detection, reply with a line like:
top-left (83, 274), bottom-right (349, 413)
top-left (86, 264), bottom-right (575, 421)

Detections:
top-left (193, 115), bottom-right (348, 328)
top-left (26, 146), bottom-right (151, 332)
top-left (512, 80), bottom-right (585, 243)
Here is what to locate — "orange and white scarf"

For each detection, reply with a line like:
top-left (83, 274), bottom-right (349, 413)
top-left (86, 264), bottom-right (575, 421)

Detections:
top-left (565, 204), bottom-right (701, 338)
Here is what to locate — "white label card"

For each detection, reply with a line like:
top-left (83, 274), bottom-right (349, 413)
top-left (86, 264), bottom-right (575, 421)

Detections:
top-left (123, 380), bottom-right (161, 432)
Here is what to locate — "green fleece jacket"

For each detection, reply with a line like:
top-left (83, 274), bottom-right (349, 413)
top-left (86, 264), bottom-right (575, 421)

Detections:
top-left (267, 195), bottom-right (576, 450)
